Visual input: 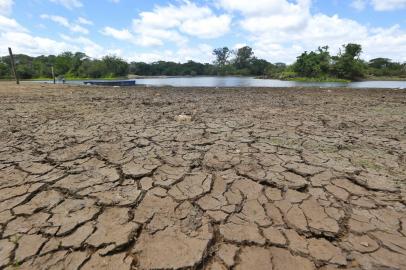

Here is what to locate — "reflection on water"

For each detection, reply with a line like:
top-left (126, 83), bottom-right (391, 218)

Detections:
top-left (30, 76), bottom-right (406, 89)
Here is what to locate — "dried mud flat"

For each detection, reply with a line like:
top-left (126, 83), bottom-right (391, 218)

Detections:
top-left (0, 82), bottom-right (406, 270)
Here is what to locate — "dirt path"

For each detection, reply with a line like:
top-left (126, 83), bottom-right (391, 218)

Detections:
top-left (0, 82), bottom-right (405, 269)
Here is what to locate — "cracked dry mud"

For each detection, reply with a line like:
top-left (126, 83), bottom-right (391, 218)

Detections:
top-left (0, 82), bottom-right (406, 270)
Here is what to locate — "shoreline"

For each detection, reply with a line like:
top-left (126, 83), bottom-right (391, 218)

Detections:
top-left (12, 74), bottom-right (406, 83)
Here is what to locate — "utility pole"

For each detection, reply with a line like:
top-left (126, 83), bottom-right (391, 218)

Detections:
top-left (8, 47), bottom-right (19, 84)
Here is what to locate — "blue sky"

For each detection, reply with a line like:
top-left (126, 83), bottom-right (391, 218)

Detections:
top-left (1, 0), bottom-right (406, 63)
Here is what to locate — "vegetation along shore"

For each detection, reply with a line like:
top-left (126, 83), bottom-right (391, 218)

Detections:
top-left (1, 44), bottom-right (405, 82)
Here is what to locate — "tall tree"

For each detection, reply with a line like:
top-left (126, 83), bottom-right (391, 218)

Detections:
top-left (332, 43), bottom-right (365, 80)
top-left (213, 47), bottom-right (232, 67)
top-left (249, 58), bottom-right (271, 76)
top-left (102, 55), bottom-right (129, 77)
top-left (234, 46), bottom-right (254, 69)
top-left (293, 46), bottom-right (331, 77)
top-left (54, 52), bottom-right (73, 76)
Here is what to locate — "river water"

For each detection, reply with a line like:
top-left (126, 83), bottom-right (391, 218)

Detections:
top-left (31, 76), bottom-right (406, 89)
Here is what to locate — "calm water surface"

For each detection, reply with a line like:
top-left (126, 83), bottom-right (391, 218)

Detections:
top-left (31, 76), bottom-right (406, 89)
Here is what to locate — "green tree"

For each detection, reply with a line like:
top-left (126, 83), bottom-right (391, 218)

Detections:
top-left (182, 60), bottom-right (205, 75)
top-left (369, 58), bottom-right (392, 69)
top-left (332, 43), bottom-right (365, 80)
top-left (0, 60), bottom-right (10, 78)
top-left (32, 56), bottom-right (51, 78)
top-left (54, 52), bottom-right (73, 76)
top-left (130, 62), bottom-right (153, 75)
top-left (213, 47), bottom-right (232, 67)
top-left (69, 52), bottom-right (88, 76)
top-left (102, 55), bottom-right (129, 77)
top-left (293, 46), bottom-right (331, 77)
top-left (234, 46), bottom-right (254, 69)
top-left (78, 59), bottom-right (106, 78)
top-left (368, 58), bottom-right (405, 77)
top-left (249, 58), bottom-right (271, 76)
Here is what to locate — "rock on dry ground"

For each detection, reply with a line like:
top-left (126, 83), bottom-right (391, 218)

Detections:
top-left (0, 82), bottom-right (406, 270)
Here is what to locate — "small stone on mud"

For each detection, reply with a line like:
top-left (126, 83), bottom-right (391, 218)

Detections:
top-left (175, 114), bottom-right (192, 122)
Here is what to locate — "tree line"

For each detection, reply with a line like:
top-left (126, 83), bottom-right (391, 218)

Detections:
top-left (0, 52), bottom-right (128, 79)
top-left (1, 44), bottom-right (405, 81)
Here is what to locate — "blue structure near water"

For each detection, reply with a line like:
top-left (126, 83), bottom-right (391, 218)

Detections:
top-left (83, 80), bottom-right (136, 86)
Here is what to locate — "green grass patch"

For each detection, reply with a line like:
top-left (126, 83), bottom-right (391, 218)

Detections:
top-left (24, 76), bottom-right (128, 81)
top-left (289, 77), bottom-right (351, 83)
top-left (364, 76), bottom-right (406, 81)
top-left (353, 159), bottom-right (382, 171)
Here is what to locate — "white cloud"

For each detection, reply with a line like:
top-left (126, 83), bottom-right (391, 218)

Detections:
top-left (77, 17), bottom-right (93, 25)
top-left (180, 15), bottom-right (231, 39)
top-left (50, 0), bottom-right (83, 9)
top-left (219, 0), bottom-right (311, 16)
top-left (221, 0), bottom-right (310, 32)
top-left (350, 0), bottom-right (367, 11)
top-left (0, 11), bottom-right (106, 59)
top-left (126, 44), bottom-right (214, 63)
top-left (40, 14), bottom-right (69, 27)
top-left (350, 0), bottom-right (406, 11)
top-left (0, 32), bottom-right (74, 56)
top-left (0, 0), bottom-right (13, 16)
top-left (40, 14), bottom-right (89, 34)
top-left (0, 15), bottom-right (28, 32)
top-left (101, 25), bottom-right (187, 47)
top-left (132, 25), bottom-right (188, 46)
top-left (101, 27), bottom-right (135, 41)
top-left (60, 34), bottom-right (107, 58)
top-left (1, 0), bottom-right (406, 65)
top-left (371, 0), bottom-right (406, 11)
top-left (0, 26), bottom-right (111, 59)
top-left (1, 6), bottom-right (79, 56)
top-left (129, 1), bottom-right (230, 46)
top-left (213, 0), bottom-right (406, 63)
top-left (246, 12), bottom-right (406, 63)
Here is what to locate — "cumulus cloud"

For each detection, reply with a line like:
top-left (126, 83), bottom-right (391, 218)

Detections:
top-left (1, 0), bottom-right (406, 64)
top-left (350, 0), bottom-right (406, 11)
top-left (0, 15), bottom-right (28, 32)
top-left (77, 17), bottom-right (93, 25)
top-left (125, 44), bottom-right (214, 63)
top-left (0, 32), bottom-right (74, 56)
top-left (179, 15), bottom-right (231, 39)
top-left (101, 27), bottom-right (135, 42)
top-left (371, 0), bottom-right (406, 11)
top-left (40, 14), bottom-right (89, 34)
top-left (219, 0), bottom-right (311, 32)
top-left (102, 1), bottom-right (231, 47)
top-left (219, 0), bottom-right (311, 15)
top-left (0, 0), bottom-right (13, 16)
top-left (59, 34), bottom-right (112, 58)
top-left (350, 0), bottom-right (367, 11)
top-left (0, 2), bottom-right (78, 56)
top-left (50, 0), bottom-right (83, 9)
top-left (0, 10), bottom-right (107, 59)
top-left (214, 0), bottom-right (406, 63)
top-left (249, 12), bottom-right (406, 63)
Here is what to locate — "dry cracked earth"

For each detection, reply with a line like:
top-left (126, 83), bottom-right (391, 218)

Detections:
top-left (0, 82), bottom-right (406, 270)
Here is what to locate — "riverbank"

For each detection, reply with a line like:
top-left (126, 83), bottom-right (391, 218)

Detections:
top-left (19, 74), bottom-right (406, 84)
top-left (364, 75), bottom-right (406, 81)
top-left (17, 76), bottom-right (406, 88)
top-left (257, 75), bottom-right (406, 83)
top-left (0, 82), bottom-right (405, 269)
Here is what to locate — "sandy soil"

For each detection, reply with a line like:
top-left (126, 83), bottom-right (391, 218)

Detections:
top-left (0, 82), bottom-right (405, 270)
